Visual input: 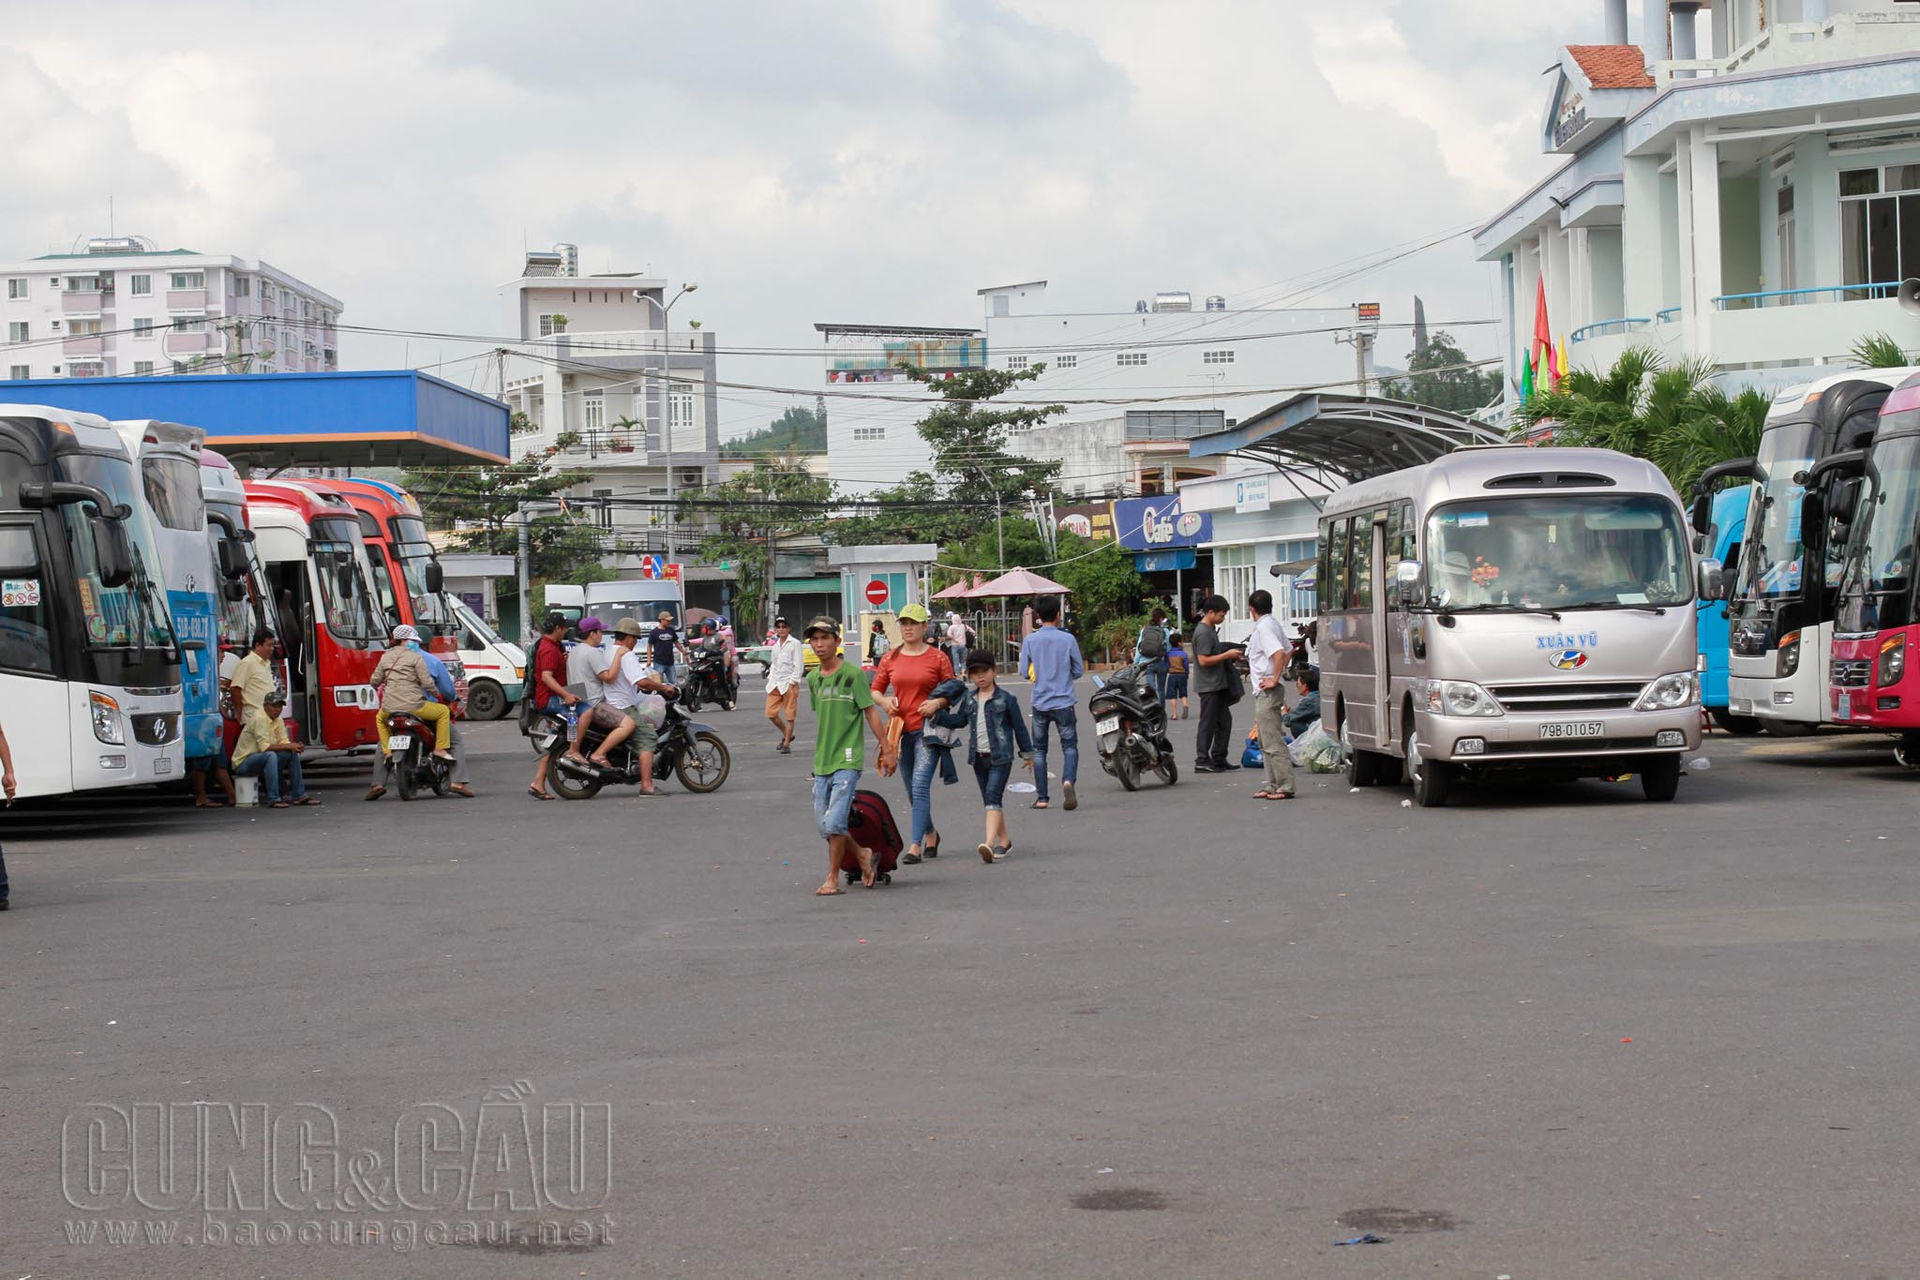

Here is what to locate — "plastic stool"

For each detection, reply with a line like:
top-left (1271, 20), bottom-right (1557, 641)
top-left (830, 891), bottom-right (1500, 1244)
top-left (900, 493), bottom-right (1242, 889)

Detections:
top-left (234, 775), bottom-right (260, 807)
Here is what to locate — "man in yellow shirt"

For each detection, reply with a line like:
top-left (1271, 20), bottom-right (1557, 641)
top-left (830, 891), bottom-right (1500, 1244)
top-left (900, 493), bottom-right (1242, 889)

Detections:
top-left (227, 628), bottom-right (280, 719)
top-left (232, 692), bottom-right (319, 808)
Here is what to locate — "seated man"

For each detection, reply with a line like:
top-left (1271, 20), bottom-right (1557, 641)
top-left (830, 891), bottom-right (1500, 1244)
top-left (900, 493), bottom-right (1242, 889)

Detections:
top-left (366, 624), bottom-right (452, 801)
top-left (1283, 666), bottom-right (1321, 740)
top-left (232, 692), bottom-right (319, 808)
top-left (587, 618), bottom-right (676, 795)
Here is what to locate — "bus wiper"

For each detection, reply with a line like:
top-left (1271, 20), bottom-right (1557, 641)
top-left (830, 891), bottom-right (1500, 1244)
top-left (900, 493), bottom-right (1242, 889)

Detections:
top-left (1590, 602), bottom-right (1668, 614)
top-left (1441, 603), bottom-right (1562, 621)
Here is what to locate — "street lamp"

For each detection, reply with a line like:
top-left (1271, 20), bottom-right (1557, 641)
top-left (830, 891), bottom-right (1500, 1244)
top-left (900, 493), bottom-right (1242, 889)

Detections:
top-left (638, 282), bottom-right (698, 559)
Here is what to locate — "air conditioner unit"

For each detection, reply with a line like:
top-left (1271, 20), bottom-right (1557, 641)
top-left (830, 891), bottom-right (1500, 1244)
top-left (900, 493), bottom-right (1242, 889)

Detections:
top-left (678, 468), bottom-right (702, 486)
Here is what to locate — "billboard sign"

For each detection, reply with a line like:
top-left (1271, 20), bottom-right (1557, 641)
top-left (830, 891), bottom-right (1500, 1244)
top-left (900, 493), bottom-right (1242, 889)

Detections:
top-left (1112, 496), bottom-right (1211, 552)
top-left (1055, 502), bottom-right (1116, 543)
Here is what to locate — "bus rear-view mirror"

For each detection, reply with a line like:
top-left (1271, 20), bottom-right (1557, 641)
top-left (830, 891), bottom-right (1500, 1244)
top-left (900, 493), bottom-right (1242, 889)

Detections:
top-left (424, 560), bottom-right (444, 593)
top-left (93, 516), bottom-right (134, 589)
top-left (1696, 558), bottom-right (1727, 602)
top-left (216, 539), bottom-right (249, 580)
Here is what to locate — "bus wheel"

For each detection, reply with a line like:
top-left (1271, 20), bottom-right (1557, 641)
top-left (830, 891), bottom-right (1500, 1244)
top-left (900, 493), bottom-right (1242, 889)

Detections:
top-left (466, 680), bottom-right (507, 721)
top-left (1343, 722), bottom-right (1379, 787)
top-left (1894, 735), bottom-right (1920, 770)
top-left (1640, 754), bottom-right (1681, 801)
top-left (1406, 716), bottom-right (1450, 808)
top-left (1710, 709), bottom-right (1763, 736)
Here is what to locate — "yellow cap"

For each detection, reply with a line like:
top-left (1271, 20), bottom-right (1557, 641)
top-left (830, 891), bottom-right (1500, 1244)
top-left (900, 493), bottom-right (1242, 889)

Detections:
top-left (898, 603), bottom-right (930, 622)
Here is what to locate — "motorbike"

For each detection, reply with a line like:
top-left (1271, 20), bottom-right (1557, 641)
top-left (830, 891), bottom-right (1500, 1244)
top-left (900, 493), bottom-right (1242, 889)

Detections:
top-left (1089, 661), bottom-right (1178, 791)
top-left (382, 710), bottom-right (452, 801)
top-left (548, 691), bottom-right (731, 799)
top-left (683, 639), bottom-right (737, 712)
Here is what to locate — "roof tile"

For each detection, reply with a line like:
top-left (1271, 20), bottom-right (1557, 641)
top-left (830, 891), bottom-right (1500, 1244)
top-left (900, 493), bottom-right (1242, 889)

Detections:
top-left (1566, 45), bottom-right (1654, 90)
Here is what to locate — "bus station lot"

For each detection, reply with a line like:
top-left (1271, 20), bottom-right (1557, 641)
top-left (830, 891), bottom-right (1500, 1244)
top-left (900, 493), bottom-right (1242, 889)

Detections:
top-left (3, 695), bottom-right (1919, 1279)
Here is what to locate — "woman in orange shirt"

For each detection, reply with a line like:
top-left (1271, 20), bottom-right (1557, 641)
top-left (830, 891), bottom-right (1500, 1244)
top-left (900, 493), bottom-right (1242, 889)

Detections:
top-left (870, 604), bottom-right (956, 865)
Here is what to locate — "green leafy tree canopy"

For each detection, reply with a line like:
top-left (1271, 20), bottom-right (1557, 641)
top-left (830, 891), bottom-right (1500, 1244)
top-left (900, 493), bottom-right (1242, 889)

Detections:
top-left (1380, 331), bottom-right (1503, 418)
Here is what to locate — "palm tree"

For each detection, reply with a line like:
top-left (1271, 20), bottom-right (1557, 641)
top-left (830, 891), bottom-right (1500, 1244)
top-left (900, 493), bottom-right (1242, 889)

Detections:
top-left (1850, 332), bottom-right (1912, 369)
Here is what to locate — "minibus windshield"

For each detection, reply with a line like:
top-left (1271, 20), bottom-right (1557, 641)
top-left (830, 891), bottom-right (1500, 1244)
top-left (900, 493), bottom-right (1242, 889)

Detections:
top-left (1428, 494), bottom-right (1692, 611)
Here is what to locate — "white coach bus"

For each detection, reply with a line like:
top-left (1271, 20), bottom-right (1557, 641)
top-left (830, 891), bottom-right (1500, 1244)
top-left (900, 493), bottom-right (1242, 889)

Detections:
top-left (1316, 445), bottom-right (1705, 808)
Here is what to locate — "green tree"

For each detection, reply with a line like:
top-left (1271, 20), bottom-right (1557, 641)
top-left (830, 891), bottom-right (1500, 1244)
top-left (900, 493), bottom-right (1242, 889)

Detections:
top-left (1380, 331), bottom-right (1504, 417)
top-left (403, 445), bottom-right (602, 580)
top-left (681, 453), bottom-right (834, 632)
top-left (721, 404), bottom-right (827, 458)
top-left (1850, 332), bottom-right (1912, 369)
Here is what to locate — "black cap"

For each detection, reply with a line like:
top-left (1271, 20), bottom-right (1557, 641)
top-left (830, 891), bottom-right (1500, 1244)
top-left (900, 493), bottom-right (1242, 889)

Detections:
top-left (774, 616), bottom-right (789, 626)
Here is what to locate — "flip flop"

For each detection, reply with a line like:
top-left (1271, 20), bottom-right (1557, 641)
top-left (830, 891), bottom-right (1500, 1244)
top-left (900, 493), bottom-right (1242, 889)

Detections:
top-left (814, 884), bottom-right (845, 896)
top-left (295, 797), bottom-right (323, 806)
top-left (527, 786), bottom-right (555, 801)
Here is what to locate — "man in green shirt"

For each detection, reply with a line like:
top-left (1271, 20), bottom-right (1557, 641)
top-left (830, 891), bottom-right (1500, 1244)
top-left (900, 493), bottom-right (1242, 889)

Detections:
top-left (804, 616), bottom-right (891, 895)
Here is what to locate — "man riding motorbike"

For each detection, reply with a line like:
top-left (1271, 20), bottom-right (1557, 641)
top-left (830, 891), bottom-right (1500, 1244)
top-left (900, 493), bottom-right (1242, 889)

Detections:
top-left (365, 624), bottom-right (453, 802)
top-left (585, 618), bottom-right (678, 794)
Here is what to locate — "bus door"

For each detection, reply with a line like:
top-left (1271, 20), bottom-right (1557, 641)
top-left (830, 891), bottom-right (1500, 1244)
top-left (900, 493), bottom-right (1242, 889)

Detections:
top-left (263, 557), bottom-right (320, 745)
top-left (1368, 512), bottom-right (1394, 753)
top-left (1341, 513), bottom-right (1384, 750)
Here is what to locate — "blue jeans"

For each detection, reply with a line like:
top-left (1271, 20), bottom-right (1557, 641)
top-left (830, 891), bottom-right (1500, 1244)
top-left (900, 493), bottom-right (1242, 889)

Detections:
top-left (1030, 705), bottom-right (1078, 803)
top-left (812, 769), bottom-right (860, 838)
top-left (234, 750), bottom-right (305, 803)
top-left (900, 730), bottom-right (934, 849)
top-left (973, 757), bottom-right (1012, 810)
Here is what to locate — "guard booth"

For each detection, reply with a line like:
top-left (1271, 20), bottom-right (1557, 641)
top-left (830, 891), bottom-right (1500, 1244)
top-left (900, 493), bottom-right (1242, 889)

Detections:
top-left (828, 543), bottom-right (938, 654)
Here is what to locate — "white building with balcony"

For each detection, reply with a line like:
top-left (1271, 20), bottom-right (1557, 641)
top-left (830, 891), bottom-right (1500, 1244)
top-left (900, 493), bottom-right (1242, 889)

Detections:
top-left (0, 235), bottom-right (340, 381)
top-left (498, 247), bottom-right (722, 575)
top-left (1476, 0), bottom-right (1920, 402)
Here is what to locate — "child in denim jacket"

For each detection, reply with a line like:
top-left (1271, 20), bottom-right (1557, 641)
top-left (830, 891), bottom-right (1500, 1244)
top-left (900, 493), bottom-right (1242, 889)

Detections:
top-left (931, 650), bottom-right (1034, 863)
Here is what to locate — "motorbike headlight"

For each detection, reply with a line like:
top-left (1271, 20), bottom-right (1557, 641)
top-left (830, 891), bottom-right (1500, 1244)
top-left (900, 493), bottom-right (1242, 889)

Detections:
top-left (1879, 635), bottom-right (1905, 688)
top-left (1779, 630), bottom-right (1802, 678)
top-left (90, 690), bottom-right (126, 745)
top-left (1635, 671), bottom-right (1699, 711)
top-left (1423, 680), bottom-right (1503, 717)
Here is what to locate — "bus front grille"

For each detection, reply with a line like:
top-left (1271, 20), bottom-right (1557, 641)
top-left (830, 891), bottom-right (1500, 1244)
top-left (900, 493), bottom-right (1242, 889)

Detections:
top-left (1830, 659), bottom-right (1873, 688)
top-left (1488, 682), bottom-right (1643, 712)
top-left (130, 712), bottom-right (179, 746)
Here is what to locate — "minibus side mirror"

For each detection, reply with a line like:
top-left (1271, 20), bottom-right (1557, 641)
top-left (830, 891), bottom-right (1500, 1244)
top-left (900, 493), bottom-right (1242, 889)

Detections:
top-left (222, 579), bottom-right (248, 602)
top-left (1829, 516), bottom-right (1851, 547)
top-left (1696, 557), bottom-right (1726, 602)
top-left (424, 560), bottom-right (444, 593)
top-left (1393, 558), bottom-right (1423, 607)
top-left (93, 516), bottom-right (134, 589)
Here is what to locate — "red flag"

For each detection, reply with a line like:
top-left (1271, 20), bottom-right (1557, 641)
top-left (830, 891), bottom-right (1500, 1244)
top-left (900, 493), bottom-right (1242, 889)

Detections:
top-left (1531, 277), bottom-right (1551, 380)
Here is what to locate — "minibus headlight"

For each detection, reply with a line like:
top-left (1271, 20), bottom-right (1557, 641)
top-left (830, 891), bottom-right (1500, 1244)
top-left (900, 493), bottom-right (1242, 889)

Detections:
top-left (1779, 630), bottom-right (1802, 678)
top-left (1878, 635), bottom-right (1905, 688)
top-left (90, 691), bottom-right (126, 745)
top-left (1635, 671), bottom-right (1699, 711)
top-left (1424, 680), bottom-right (1503, 717)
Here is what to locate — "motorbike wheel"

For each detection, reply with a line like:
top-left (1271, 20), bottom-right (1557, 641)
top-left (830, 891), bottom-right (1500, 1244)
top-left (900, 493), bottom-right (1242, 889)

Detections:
top-left (1114, 749), bottom-right (1141, 792)
top-left (676, 730), bottom-right (732, 793)
top-left (394, 754), bottom-right (418, 802)
top-left (547, 739), bottom-right (604, 801)
top-left (683, 689), bottom-right (701, 713)
top-left (1154, 752), bottom-right (1178, 786)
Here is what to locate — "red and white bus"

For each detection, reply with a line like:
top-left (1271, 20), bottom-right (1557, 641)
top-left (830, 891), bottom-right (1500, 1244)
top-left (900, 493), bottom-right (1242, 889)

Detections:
top-left (242, 479), bottom-right (387, 751)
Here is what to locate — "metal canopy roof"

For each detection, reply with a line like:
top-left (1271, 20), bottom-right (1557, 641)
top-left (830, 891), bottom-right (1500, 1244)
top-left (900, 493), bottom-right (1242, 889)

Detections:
top-left (0, 370), bottom-right (510, 468)
top-left (1187, 392), bottom-right (1504, 485)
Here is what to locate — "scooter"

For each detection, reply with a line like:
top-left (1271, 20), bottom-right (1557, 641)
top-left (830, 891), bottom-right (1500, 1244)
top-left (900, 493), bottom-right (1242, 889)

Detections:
top-left (548, 691), bottom-right (731, 799)
top-left (683, 640), bottom-right (737, 712)
top-left (1089, 661), bottom-right (1178, 791)
top-left (382, 710), bottom-right (452, 801)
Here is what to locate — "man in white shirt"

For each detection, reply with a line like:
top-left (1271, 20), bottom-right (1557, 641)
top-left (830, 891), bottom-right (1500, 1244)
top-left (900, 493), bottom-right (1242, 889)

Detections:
top-left (586, 618), bottom-right (674, 794)
top-left (763, 615), bottom-right (806, 755)
top-left (1245, 588), bottom-right (1296, 800)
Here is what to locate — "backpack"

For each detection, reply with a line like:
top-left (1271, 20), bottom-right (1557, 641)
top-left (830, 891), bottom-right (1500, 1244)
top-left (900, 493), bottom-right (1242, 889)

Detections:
top-left (1138, 624), bottom-right (1167, 659)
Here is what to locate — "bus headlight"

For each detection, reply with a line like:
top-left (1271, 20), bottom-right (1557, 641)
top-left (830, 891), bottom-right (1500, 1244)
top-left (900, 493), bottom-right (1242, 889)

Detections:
top-left (1424, 680), bottom-right (1503, 717)
top-left (1779, 630), bottom-right (1802, 678)
top-left (1635, 672), bottom-right (1699, 711)
top-left (1879, 635), bottom-right (1905, 687)
top-left (90, 691), bottom-right (126, 745)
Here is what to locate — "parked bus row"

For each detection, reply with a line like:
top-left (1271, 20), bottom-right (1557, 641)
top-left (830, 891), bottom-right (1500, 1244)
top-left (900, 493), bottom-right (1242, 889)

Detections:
top-left (0, 402), bottom-right (472, 801)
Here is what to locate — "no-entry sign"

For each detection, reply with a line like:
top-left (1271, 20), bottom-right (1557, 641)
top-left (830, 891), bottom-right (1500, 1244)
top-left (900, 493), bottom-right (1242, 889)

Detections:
top-left (864, 579), bottom-right (890, 606)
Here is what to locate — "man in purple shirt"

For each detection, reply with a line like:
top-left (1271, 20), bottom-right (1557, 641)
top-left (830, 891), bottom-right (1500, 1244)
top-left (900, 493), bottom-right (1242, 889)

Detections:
top-left (1016, 595), bottom-right (1085, 811)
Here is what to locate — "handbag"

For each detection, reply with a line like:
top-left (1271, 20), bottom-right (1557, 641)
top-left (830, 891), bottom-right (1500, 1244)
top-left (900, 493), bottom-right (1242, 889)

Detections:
top-left (1222, 656), bottom-right (1245, 706)
top-left (878, 714), bottom-right (905, 776)
top-left (1241, 727), bottom-right (1264, 769)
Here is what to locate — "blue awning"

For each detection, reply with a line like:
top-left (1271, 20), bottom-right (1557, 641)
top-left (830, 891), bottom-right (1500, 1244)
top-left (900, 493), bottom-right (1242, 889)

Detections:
top-left (0, 369), bottom-right (510, 467)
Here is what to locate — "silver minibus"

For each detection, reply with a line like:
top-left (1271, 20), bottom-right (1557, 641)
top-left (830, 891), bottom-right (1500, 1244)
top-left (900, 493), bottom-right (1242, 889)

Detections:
top-left (1317, 445), bottom-right (1705, 807)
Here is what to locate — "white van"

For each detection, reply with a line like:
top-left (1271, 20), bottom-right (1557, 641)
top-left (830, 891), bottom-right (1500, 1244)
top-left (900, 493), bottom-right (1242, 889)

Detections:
top-left (452, 599), bottom-right (526, 720)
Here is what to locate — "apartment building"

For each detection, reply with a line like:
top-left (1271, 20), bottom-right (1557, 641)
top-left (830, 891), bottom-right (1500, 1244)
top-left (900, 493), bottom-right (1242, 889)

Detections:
top-left (1475, 0), bottom-right (1920, 401)
top-left (0, 235), bottom-right (341, 380)
top-left (498, 245), bottom-right (722, 571)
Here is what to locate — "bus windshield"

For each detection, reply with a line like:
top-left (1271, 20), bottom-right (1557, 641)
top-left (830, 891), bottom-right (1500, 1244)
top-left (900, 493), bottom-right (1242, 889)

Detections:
top-left (142, 455), bottom-right (206, 534)
top-left (1838, 435), bottom-right (1920, 633)
top-left (1739, 422), bottom-right (1819, 599)
top-left (592, 597), bottom-right (679, 629)
top-left (1427, 494), bottom-right (1692, 611)
top-left (54, 452), bottom-right (177, 652)
top-left (392, 516), bottom-right (453, 634)
top-left (310, 515), bottom-right (381, 642)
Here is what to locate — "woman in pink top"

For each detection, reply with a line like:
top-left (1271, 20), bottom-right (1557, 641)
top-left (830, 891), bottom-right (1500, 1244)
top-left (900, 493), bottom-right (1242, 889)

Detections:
top-left (870, 604), bottom-right (955, 864)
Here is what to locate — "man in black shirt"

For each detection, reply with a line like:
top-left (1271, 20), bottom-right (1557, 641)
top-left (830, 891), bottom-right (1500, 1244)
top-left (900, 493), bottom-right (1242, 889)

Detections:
top-left (645, 611), bottom-right (686, 682)
top-left (1190, 594), bottom-right (1243, 772)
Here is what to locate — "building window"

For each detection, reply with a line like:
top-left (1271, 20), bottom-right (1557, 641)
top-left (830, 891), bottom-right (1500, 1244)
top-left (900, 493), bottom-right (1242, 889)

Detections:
top-left (129, 274), bottom-right (151, 296)
top-left (538, 313), bottom-right (566, 337)
top-left (171, 317), bottom-right (206, 333)
top-left (70, 362), bottom-right (103, 378)
top-left (6, 279), bottom-right (24, 300)
top-left (1006, 355), bottom-right (1028, 370)
top-left (668, 385), bottom-right (695, 434)
top-left (70, 319), bottom-right (102, 336)
top-left (261, 283), bottom-right (275, 305)
top-left (8, 365), bottom-right (27, 380)
top-left (66, 276), bottom-right (100, 292)
top-left (49, 320), bottom-right (60, 332)
top-left (1202, 349), bottom-right (1235, 364)
top-left (1218, 545), bottom-right (1256, 625)
top-left (1117, 352), bottom-right (1147, 367)
top-left (583, 393), bottom-right (605, 432)
top-left (593, 488), bottom-right (614, 530)
top-left (852, 426), bottom-right (886, 442)
top-left (233, 276), bottom-right (250, 297)
top-left (133, 318), bottom-right (155, 337)
top-left (168, 271), bottom-right (205, 290)
top-left (1055, 353), bottom-right (1077, 369)
top-left (133, 361), bottom-right (153, 376)
top-left (7, 322), bottom-right (26, 343)
top-left (1840, 165), bottom-right (1920, 296)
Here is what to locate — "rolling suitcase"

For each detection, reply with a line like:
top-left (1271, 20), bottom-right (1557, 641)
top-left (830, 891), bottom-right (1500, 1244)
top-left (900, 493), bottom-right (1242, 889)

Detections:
top-left (841, 789), bottom-right (904, 885)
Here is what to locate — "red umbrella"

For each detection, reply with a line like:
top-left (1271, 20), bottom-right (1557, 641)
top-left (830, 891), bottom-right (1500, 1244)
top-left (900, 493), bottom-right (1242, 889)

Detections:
top-left (932, 580), bottom-right (972, 600)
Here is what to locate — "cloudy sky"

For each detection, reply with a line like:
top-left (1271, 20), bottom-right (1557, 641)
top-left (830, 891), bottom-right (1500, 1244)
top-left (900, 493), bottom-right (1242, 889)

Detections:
top-left (2, 0), bottom-right (1643, 438)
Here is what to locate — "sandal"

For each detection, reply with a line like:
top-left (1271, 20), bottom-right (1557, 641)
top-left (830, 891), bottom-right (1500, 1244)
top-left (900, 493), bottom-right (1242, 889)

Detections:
top-left (527, 786), bottom-right (555, 801)
top-left (270, 800), bottom-right (291, 809)
top-left (363, 785), bottom-right (386, 802)
top-left (449, 784), bottom-right (475, 798)
top-left (1031, 799), bottom-right (1049, 810)
top-left (295, 797), bottom-right (323, 806)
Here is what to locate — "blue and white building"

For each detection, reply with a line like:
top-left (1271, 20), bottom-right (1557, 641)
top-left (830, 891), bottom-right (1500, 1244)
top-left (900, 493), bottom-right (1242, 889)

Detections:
top-left (1475, 0), bottom-right (1920, 399)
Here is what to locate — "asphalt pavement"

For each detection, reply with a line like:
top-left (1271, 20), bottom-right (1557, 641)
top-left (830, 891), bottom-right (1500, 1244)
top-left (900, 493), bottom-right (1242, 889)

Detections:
top-left (4, 676), bottom-right (1919, 1279)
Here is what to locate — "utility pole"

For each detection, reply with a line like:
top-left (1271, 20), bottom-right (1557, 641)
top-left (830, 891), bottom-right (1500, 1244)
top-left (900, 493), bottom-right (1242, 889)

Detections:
top-left (1336, 302), bottom-right (1380, 397)
top-left (516, 505), bottom-right (531, 645)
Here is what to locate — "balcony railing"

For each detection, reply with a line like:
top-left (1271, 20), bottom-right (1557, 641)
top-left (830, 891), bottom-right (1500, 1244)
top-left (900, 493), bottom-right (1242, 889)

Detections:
top-left (527, 427), bottom-right (657, 462)
top-left (61, 290), bottom-right (108, 314)
top-left (1569, 318), bottom-right (1652, 344)
top-left (1655, 306), bottom-right (1682, 325)
top-left (165, 289), bottom-right (207, 310)
top-left (62, 335), bottom-right (105, 356)
top-left (163, 331), bottom-right (212, 356)
top-left (1715, 282), bottom-right (1903, 311)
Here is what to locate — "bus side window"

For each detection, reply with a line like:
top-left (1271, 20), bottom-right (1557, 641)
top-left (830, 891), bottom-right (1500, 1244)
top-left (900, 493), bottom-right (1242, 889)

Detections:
top-left (1350, 518), bottom-right (1374, 610)
top-left (1325, 518), bottom-right (1350, 611)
